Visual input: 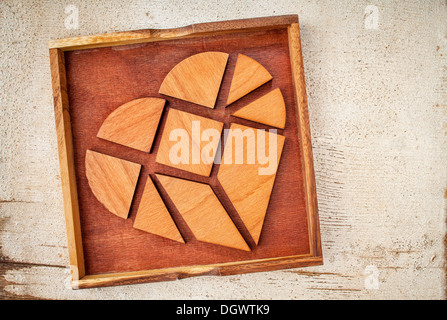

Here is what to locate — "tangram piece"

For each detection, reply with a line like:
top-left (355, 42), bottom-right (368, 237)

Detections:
top-left (133, 176), bottom-right (184, 243)
top-left (226, 53), bottom-right (272, 106)
top-left (159, 51), bottom-right (229, 108)
top-left (156, 174), bottom-right (250, 251)
top-left (232, 88), bottom-right (286, 129)
top-left (97, 98), bottom-right (165, 153)
top-left (217, 123), bottom-right (285, 244)
top-left (155, 108), bottom-right (223, 176)
top-left (85, 150), bottom-right (141, 219)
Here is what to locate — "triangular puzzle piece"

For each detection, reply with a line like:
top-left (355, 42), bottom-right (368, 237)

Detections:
top-left (159, 52), bottom-right (229, 108)
top-left (97, 98), bottom-right (165, 153)
top-left (217, 123), bottom-right (285, 244)
top-left (156, 174), bottom-right (250, 251)
top-left (232, 88), bottom-right (286, 129)
top-left (226, 54), bottom-right (272, 105)
top-left (85, 150), bottom-right (141, 219)
top-left (133, 176), bottom-right (184, 243)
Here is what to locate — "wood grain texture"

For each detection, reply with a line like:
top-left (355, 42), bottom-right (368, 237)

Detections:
top-left (85, 150), bottom-right (141, 219)
top-left (226, 53), bottom-right (272, 105)
top-left (48, 15), bottom-right (299, 51)
top-left (74, 255), bottom-right (321, 289)
top-left (97, 98), bottom-right (165, 152)
top-left (155, 108), bottom-right (224, 176)
top-left (288, 23), bottom-right (322, 257)
top-left (232, 88), bottom-right (286, 129)
top-left (156, 174), bottom-right (250, 251)
top-left (49, 48), bottom-right (85, 282)
top-left (133, 176), bottom-right (184, 243)
top-left (159, 52), bottom-right (229, 108)
top-left (217, 123), bottom-right (285, 245)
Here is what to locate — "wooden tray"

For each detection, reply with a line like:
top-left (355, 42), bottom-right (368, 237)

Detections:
top-left (49, 15), bottom-right (322, 289)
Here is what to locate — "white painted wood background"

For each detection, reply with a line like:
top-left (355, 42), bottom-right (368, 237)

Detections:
top-left (0, 0), bottom-right (446, 299)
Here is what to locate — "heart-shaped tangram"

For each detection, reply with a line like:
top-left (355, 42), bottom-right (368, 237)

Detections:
top-left (85, 52), bottom-right (286, 251)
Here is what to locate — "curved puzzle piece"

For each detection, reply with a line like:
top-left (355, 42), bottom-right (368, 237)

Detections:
top-left (156, 174), bottom-right (250, 251)
top-left (232, 88), bottom-right (286, 129)
top-left (133, 176), bottom-right (184, 243)
top-left (226, 53), bottom-right (272, 105)
top-left (159, 52), bottom-right (229, 108)
top-left (97, 98), bottom-right (165, 153)
top-left (85, 150), bottom-right (141, 219)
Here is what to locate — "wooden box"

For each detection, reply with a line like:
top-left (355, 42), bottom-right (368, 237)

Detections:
top-left (49, 15), bottom-right (322, 289)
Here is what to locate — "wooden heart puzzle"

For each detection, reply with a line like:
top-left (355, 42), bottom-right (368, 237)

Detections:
top-left (50, 15), bottom-right (322, 288)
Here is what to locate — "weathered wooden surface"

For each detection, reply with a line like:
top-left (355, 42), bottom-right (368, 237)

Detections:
top-left (0, 0), bottom-right (446, 299)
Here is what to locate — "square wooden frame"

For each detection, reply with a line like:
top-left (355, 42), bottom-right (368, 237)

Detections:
top-left (49, 15), bottom-right (322, 289)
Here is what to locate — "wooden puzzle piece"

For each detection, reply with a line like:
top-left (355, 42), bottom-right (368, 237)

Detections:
top-left (226, 54), bottom-right (272, 106)
top-left (217, 123), bottom-right (285, 244)
top-left (232, 88), bottom-right (286, 129)
top-left (85, 150), bottom-right (141, 219)
top-left (155, 108), bottom-right (223, 176)
top-left (133, 176), bottom-right (184, 243)
top-left (97, 98), bottom-right (165, 153)
top-left (159, 52), bottom-right (229, 108)
top-left (156, 174), bottom-right (250, 251)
